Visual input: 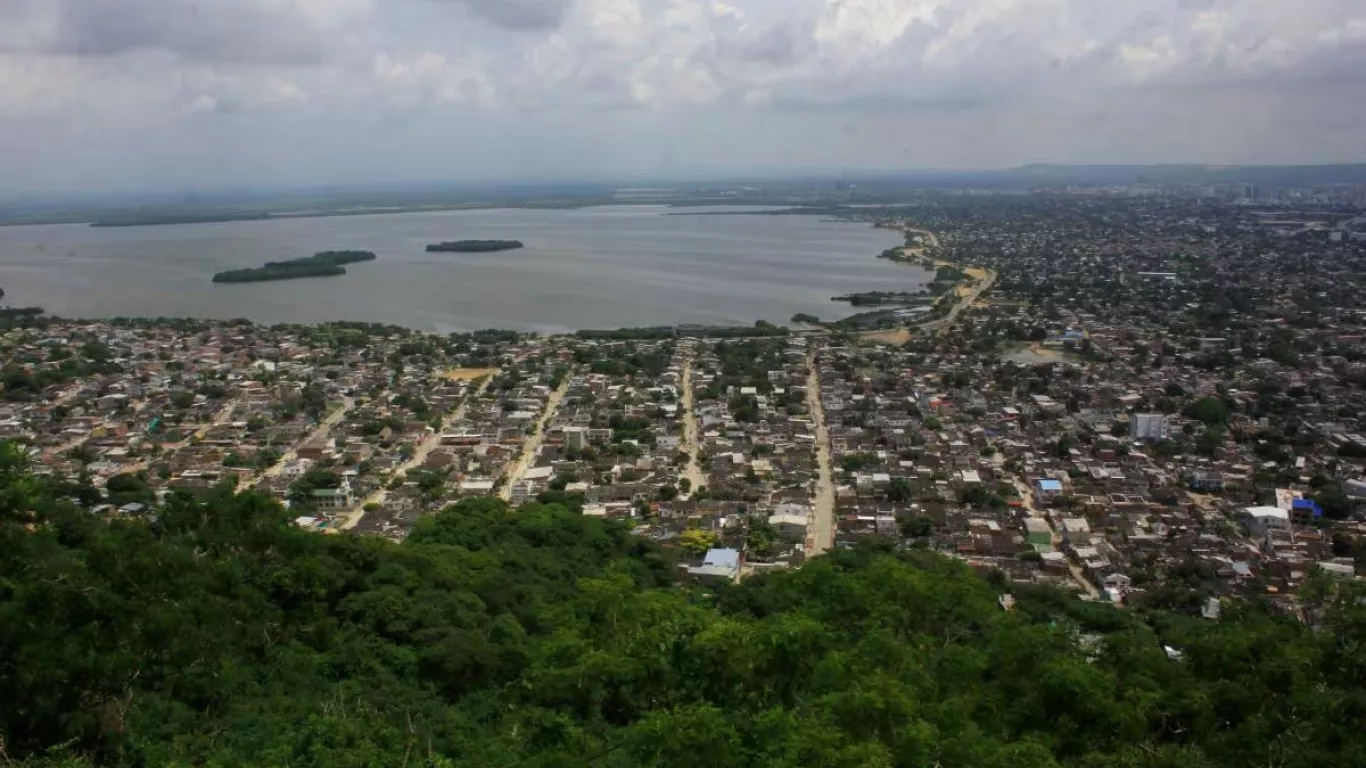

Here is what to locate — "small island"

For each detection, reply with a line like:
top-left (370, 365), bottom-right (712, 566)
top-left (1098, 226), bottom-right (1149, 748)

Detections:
top-left (212, 251), bottom-right (377, 284)
top-left (299, 251), bottom-right (378, 266)
top-left (426, 240), bottom-right (524, 253)
top-left (831, 290), bottom-right (931, 306)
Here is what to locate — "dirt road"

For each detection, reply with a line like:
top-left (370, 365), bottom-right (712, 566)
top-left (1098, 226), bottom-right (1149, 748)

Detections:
top-left (193, 399), bottom-right (240, 439)
top-left (855, 226), bottom-right (994, 342)
top-left (260, 396), bottom-right (354, 480)
top-left (927, 268), bottom-right (997, 330)
top-left (1010, 478), bottom-right (1102, 600)
top-left (497, 377), bottom-right (570, 502)
top-left (344, 373), bottom-right (498, 529)
top-left (679, 353), bottom-right (706, 495)
top-left (901, 227), bottom-right (940, 249)
top-left (805, 345), bottom-right (836, 556)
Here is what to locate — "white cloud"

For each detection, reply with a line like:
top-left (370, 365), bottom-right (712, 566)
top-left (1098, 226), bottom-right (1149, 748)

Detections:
top-left (0, 0), bottom-right (1364, 191)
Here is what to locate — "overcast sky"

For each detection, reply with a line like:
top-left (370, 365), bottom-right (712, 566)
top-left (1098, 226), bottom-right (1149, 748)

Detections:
top-left (2, 0), bottom-right (1365, 193)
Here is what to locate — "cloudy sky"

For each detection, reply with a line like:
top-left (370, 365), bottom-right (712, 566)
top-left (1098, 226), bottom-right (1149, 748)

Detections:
top-left (1, 0), bottom-right (1364, 193)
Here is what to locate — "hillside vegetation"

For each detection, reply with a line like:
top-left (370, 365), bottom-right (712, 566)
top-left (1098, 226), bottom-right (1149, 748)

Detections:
top-left (1, 440), bottom-right (1363, 767)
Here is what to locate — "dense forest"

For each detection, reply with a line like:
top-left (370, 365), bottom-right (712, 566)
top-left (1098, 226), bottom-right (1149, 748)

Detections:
top-left (2, 439), bottom-right (1364, 767)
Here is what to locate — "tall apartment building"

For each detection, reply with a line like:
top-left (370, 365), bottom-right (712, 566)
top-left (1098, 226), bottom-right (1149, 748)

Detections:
top-left (1130, 413), bottom-right (1168, 441)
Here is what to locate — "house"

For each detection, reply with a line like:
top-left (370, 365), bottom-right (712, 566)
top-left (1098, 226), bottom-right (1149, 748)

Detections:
top-left (280, 458), bottom-right (313, 479)
top-left (459, 478), bottom-right (497, 496)
top-left (686, 548), bottom-right (741, 583)
top-left (1290, 498), bottom-right (1322, 525)
top-left (1185, 470), bottom-right (1225, 492)
top-left (1316, 561), bottom-right (1355, 580)
top-left (769, 509), bottom-right (810, 541)
top-left (1238, 506), bottom-right (1290, 537)
top-left (312, 478), bottom-right (356, 510)
top-left (1035, 478), bottom-right (1064, 505)
top-left (1129, 413), bottom-right (1168, 441)
top-left (1023, 518), bottom-right (1052, 549)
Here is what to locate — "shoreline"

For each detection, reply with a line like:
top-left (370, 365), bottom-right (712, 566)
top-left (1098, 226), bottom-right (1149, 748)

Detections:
top-left (844, 223), bottom-right (997, 340)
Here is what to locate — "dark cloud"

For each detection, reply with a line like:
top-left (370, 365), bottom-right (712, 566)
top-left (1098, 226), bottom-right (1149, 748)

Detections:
top-left (733, 25), bottom-right (805, 65)
top-left (434, 0), bottom-right (574, 31)
top-left (0, 0), bottom-right (326, 64)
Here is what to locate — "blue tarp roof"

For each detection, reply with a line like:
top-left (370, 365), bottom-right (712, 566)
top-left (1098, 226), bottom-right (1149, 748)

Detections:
top-left (1292, 498), bottom-right (1323, 517)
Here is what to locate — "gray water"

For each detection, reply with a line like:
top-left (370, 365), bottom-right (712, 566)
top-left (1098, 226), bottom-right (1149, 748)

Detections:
top-left (0, 206), bottom-right (927, 333)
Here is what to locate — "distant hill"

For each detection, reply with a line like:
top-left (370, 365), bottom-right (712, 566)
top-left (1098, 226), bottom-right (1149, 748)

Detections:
top-left (995, 163), bottom-right (1366, 186)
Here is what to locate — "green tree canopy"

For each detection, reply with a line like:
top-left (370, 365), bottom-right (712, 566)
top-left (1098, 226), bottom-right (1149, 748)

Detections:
top-left (1186, 395), bottom-right (1229, 426)
top-left (0, 440), bottom-right (1364, 768)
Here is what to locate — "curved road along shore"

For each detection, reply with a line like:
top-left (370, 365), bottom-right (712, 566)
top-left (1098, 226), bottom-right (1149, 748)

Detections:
top-left (924, 267), bottom-right (998, 331)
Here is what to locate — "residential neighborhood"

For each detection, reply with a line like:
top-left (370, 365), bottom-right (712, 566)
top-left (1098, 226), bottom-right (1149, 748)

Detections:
top-left (4, 192), bottom-right (1366, 615)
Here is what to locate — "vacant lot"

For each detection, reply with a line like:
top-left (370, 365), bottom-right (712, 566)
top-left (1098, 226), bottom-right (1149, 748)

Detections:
top-left (444, 367), bottom-right (498, 381)
top-left (859, 328), bottom-right (911, 346)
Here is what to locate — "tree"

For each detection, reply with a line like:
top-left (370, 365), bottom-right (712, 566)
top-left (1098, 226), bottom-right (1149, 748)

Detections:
top-left (960, 485), bottom-right (1003, 508)
top-left (1195, 427), bottom-right (1224, 457)
top-left (168, 390), bottom-right (196, 409)
top-left (1186, 395), bottom-right (1228, 426)
top-left (1313, 483), bottom-right (1354, 520)
top-left (746, 517), bottom-right (778, 557)
top-left (679, 528), bottom-right (717, 555)
top-left (902, 515), bottom-right (934, 537)
top-left (887, 477), bottom-right (911, 503)
top-left (287, 468), bottom-right (341, 505)
top-left (841, 453), bottom-right (879, 473)
top-left (105, 472), bottom-right (153, 506)
top-left (2, 437), bottom-right (1366, 768)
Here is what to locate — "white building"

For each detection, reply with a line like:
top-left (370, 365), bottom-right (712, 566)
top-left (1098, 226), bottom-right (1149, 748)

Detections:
top-left (1130, 413), bottom-right (1169, 441)
top-left (311, 477), bottom-right (355, 510)
top-left (1238, 506), bottom-right (1290, 537)
top-left (509, 480), bottom-right (535, 506)
top-left (1345, 478), bottom-right (1366, 499)
top-left (686, 548), bottom-right (741, 583)
top-left (564, 426), bottom-right (586, 452)
top-left (280, 458), bottom-right (314, 479)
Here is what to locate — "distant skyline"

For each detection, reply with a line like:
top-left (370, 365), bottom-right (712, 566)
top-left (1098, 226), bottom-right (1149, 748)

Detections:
top-left (2, 0), bottom-right (1365, 194)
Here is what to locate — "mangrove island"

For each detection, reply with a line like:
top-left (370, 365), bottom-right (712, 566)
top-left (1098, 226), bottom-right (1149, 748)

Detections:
top-left (92, 212), bottom-right (271, 228)
top-left (212, 250), bottom-right (377, 284)
top-left (831, 290), bottom-right (932, 306)
top-left (426, 240), bottom-right (524, 253)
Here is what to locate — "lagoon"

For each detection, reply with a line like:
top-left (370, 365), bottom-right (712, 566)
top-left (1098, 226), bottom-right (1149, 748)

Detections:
top-left (0, 205), bottom-right (928, 333)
